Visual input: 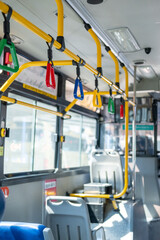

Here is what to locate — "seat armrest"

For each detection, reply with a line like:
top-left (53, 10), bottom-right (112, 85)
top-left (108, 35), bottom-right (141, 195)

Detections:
top-left (91, 225), bottom-right (106, 240)
top-left (43, 228), bottom-right (55, 240)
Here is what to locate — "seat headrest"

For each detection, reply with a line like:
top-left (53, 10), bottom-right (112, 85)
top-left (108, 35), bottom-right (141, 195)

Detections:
top-left (0, 189), bottom-right (5, 220)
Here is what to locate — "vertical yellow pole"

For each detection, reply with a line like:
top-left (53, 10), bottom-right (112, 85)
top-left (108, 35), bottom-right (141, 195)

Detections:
top-left (54, 0), bottom-right (64, 37)
top-left (114, 65), bottom-right (128, 199)
top-left (123, 65), bottom-right (129, 193)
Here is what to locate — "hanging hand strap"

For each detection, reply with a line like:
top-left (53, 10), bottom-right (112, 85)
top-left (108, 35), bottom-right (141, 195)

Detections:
top-left (45, 36), bottom-right (56, 89)
top-left (120, 97), bottom-right (124, 119)
top-left (73, 64), bottom-right (84, 100)
top-left (92, 75), bottom-right (102, 108)
top-left (108, 86), bottom-right (115, 114)
top-left (93, 89), bottom-right (102, 108)
top-left (0, 6), bottom-right (19, 73)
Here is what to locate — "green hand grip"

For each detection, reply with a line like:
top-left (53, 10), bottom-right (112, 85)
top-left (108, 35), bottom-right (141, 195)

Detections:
top-left (0, 39), bottom-right (19, 73)
top-left (108, 97), bottom-right (115, 114)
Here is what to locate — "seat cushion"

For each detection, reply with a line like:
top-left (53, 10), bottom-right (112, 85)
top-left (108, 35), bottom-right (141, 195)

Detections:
top-left (0, 222), bottom-right (46, 240)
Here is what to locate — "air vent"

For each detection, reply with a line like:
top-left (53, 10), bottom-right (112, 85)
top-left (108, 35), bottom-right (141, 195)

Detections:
top-left (87, 0), bottom-right (103, 4)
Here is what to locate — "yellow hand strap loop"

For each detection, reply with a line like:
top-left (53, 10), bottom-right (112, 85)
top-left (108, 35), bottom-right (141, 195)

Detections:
top-left (93, 89), bottom-right (102, 108)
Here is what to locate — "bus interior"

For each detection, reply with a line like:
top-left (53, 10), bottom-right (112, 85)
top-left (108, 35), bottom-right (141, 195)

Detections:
top-left (0, 0), bottom-right (160, 239)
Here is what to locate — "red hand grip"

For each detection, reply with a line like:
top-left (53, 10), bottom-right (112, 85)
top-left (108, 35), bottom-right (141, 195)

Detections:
top-left (50, 65), bottom-right (56, 89)
top-left (46, 62), bottom-right (51, 87)
top-left (120, 104), bottom-right (124, 119)
top-left (5, 52), bottom-right (12, 65)
top-left (45, 63), bottom-right (56, 89)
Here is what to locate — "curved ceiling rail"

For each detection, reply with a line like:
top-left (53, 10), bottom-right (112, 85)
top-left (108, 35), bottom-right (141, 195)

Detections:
top-left (84, 23), bottom-right (102, 74)
top-left (0, 60), bottom-right (73, 119)
top-left (0, 1), bottom-right (135, 107)
top-left (0, 60), bottom-right (72, 94)
top-left (105, 46), bottom-right (119, 87)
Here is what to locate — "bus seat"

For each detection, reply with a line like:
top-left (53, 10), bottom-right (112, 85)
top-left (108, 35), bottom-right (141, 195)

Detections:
top-left (90, 149), bottom-right (123, 194)
top-left (46, 196), bottom-right (105, 240)
top-left (0, 189), bottom-right (54, 240)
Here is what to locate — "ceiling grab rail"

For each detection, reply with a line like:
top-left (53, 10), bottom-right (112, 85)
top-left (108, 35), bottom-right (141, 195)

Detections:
top-left (0, 1), bottom-right (135, 106)
top-left (0, 5), bottom-right (19, 73)
top-left (84, 23), bottom-right (102, 108)
top-left (84, 22), bottom-right (102, 76)
top-left (70, 64), bottom-right (129, 199)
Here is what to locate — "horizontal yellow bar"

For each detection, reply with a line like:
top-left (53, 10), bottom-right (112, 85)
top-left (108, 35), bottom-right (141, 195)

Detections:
top-left (70, 193), bottom-right (110, 199)
top-left (0, 60), bottom-right (73, 93)
top-left (99, 91), bottom-right (117, 95)
top-left (1, 96), bottom-right (71, 119)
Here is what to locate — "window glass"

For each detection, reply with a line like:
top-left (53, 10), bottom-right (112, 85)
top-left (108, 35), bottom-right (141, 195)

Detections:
top-left (4, 93), bottom-right (35, 173)
top-left (34, 102), bottom-right (56, 170)
top-left (101, 123), bottom-right (154, 156)
top-left (62, 112), bottom-right (97, 168)
top-left (62, 112), bottom-right (81, 168)
top-left (81, 116), bottom-right (97, 164)
top-left (4, 93), bottom-right (57, 174)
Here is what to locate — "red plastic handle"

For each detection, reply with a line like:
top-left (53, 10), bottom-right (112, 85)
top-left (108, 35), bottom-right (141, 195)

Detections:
top-left (5, 52), bottom-right (12, 65)
top-left (45, 63), bottom-right (56, 89)
top-left (50, 66), bottom-right (56, 89)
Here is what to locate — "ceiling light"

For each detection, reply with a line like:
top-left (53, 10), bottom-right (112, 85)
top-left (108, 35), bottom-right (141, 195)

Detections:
top-left (108, 27), bottom-right (140, 52)
top-left (87, 0), bottom-right (103, 4)
top-left (137, 66), bottom-right (156, 79)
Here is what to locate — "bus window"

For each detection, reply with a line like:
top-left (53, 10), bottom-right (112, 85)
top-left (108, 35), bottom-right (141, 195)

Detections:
top-left (33, 102), bottom-right (57, 171)
top-left (62, 112), bottom-right (96, 168)
top-left (4, 93), bottom-right (57, 174)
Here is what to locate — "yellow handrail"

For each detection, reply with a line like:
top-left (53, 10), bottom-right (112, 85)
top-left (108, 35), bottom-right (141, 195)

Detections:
top-left (114, 65), bottom-right (129, 198)
top-left (0, 60), bottom-right (73, 94)
top-left (54, 0), bottom-right (64, 37)
top-left (1, 96), bottom-right (71, 119)
top-left (64, 91), bottom-right (117, 114)
top-left (92, 89), bottom-right (102, 108)
top-left (108, 49), bottom-right (119, 86)
top-left (0, 1), bottom-right (135, 106)
top-left (88, 28), bottom-right (102, 70)
top-left (70, 67), bottom-right (129, 199)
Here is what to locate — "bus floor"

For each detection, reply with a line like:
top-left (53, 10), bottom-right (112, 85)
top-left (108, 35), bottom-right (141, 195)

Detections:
top-left (91, 198), bottom-right (160, 240)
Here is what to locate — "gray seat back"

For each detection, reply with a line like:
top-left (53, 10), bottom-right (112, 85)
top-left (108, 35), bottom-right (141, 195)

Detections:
top-left (135, 157), bottom-right (160, 204)
top-left (46, 196), bottom-right (92, 240)
top-left (90, 149), bottom-right (123, 194)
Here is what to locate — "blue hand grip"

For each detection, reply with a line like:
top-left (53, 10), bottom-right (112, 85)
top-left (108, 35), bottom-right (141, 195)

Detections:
top-left (73, 78), bottom-right (84, 100)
